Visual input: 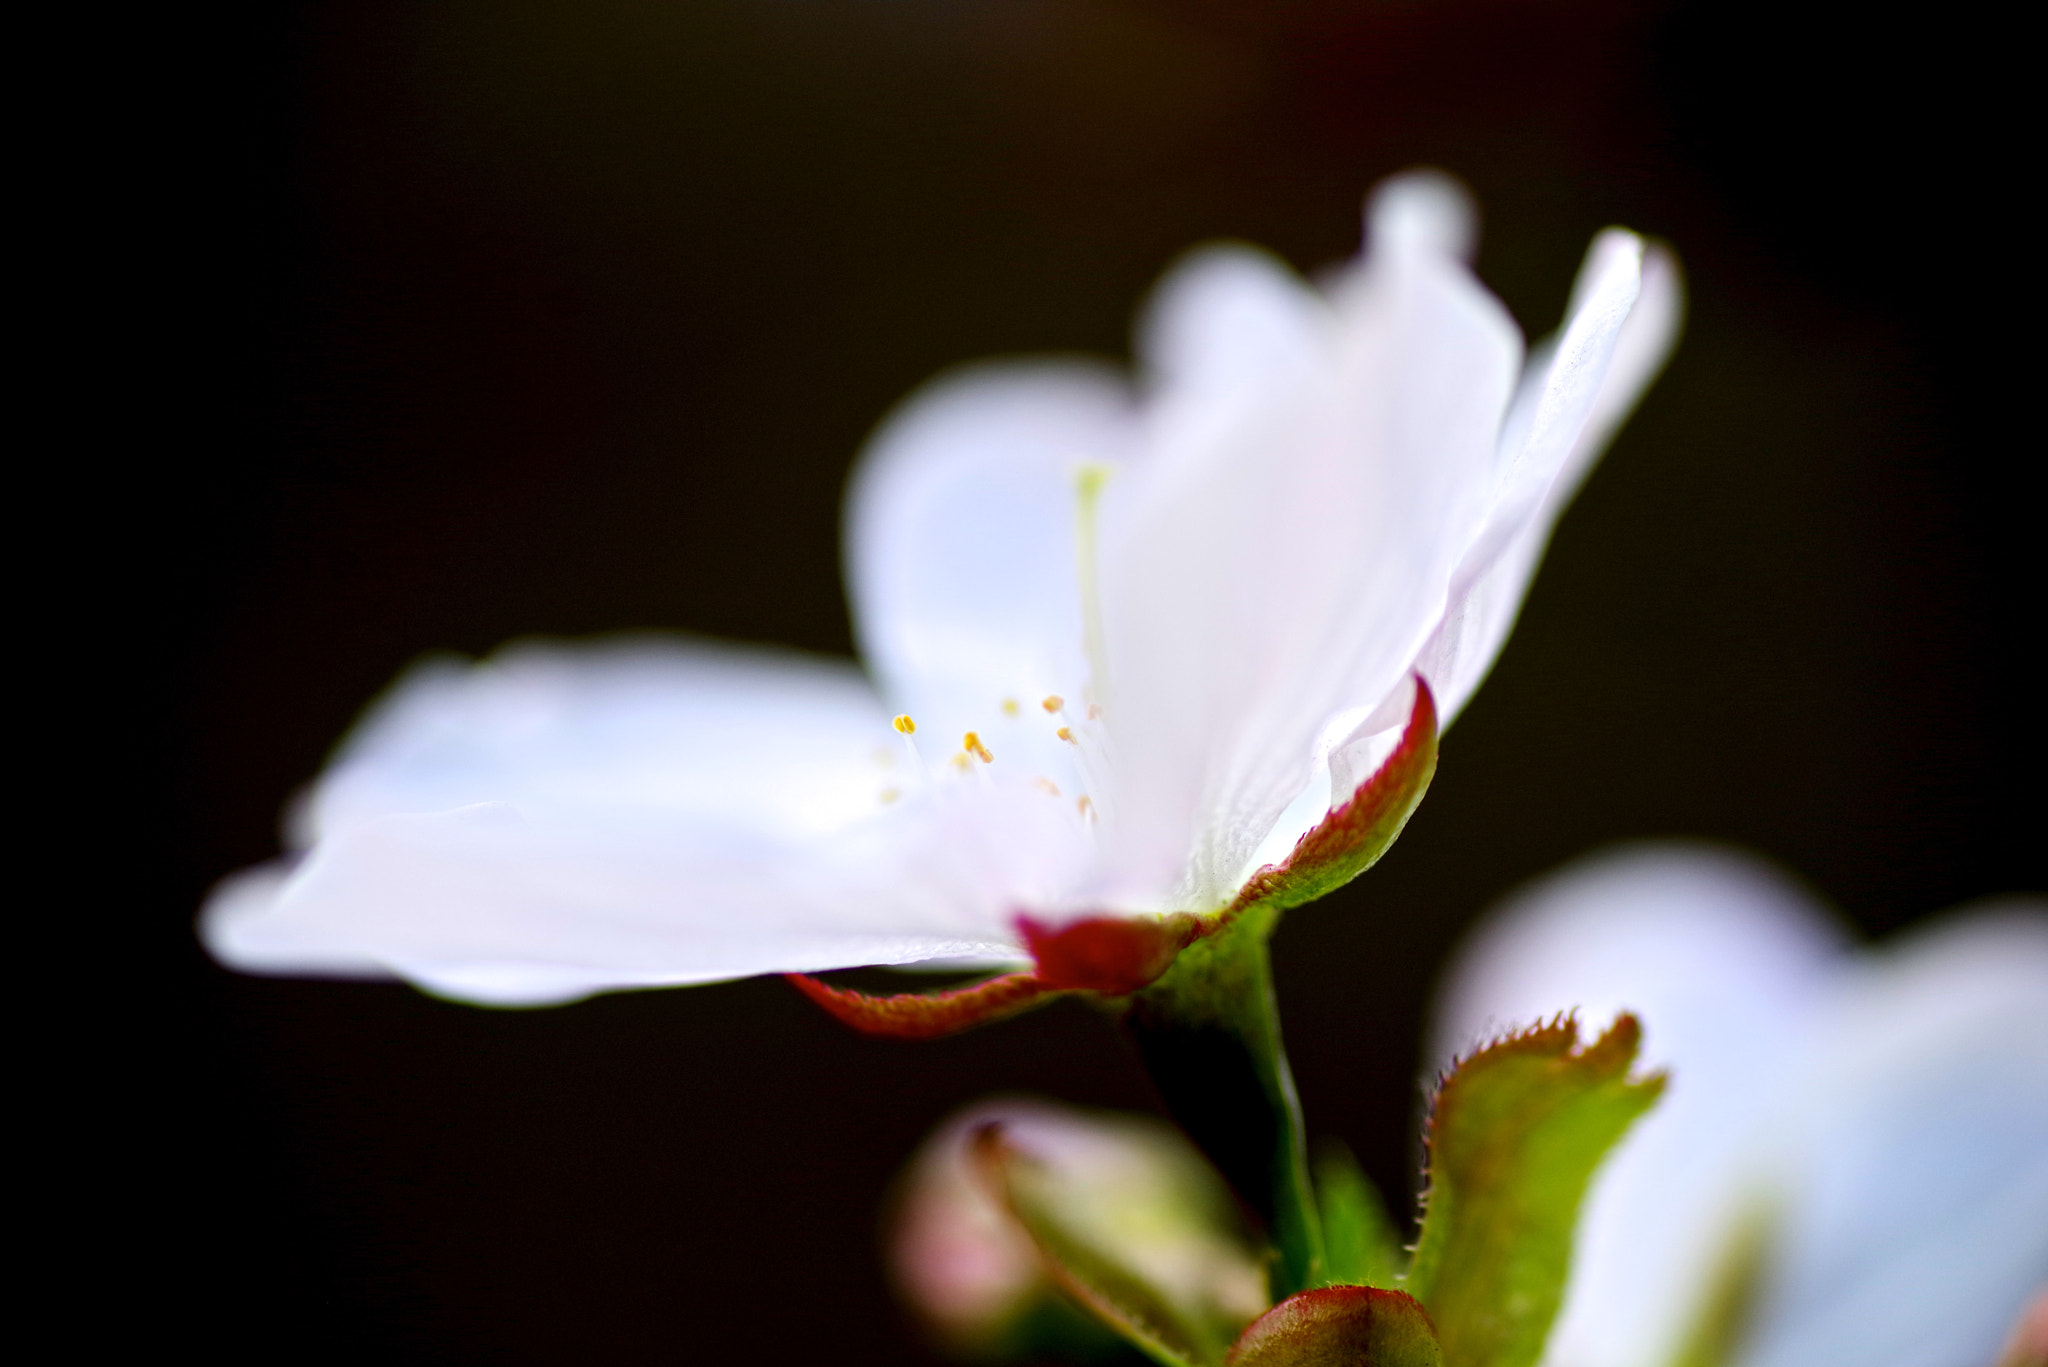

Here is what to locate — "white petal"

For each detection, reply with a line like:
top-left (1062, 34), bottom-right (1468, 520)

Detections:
top-left (843, 359), bottom-right (1138, 795)
top-left (209, 782), bottom-right (1089, 1005)
top-left (1741, 905), bottom-right (2048, 1367)
top-left (1429, 844), bottom-right (1847, 1367)
top-left (1412, 239), bottom-right (1682, 726)
top-left (1100, 180), bottom-right (1520, 906)
top-left (294, 635), bottom-right (902, 848)
top-left (1366, 169), bottom-right (1479, 264)
top-left (207, 635), bottom-right (1096, 1004)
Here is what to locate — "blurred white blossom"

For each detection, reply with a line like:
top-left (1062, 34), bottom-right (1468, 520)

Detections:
top-left (1432, 844), bottom-right (2048, 1367)
top-left (205, 172), bottom-right (1679, 1006)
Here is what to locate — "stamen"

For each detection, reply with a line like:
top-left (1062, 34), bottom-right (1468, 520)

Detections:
top-left (892, 714), bottom-right (917, 735)
top-left (1056, 726), bottom-right (1076, 744)
top-left (1041, 695), bottom-right (1063, 714)
top-left (1076, 795), bottom-right (1096, 821)
top-left (1033, 777), bottom-right (1061, 797)
top-left (1073, 465), bottom-right (1112, 710)
top-left (1000, 698), bottom-right (1021, 718)
top-left (963, 731), bottom-right (993, 764)
top-left (879, 787), bottom-right (901, 805)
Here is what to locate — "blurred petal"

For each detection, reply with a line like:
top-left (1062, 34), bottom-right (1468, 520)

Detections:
top-left (1433, 847), bottom-right (2048, 1367)
top-left (843, 359), bottom-right (1137, 796)
top-left (1102, 172), bottom-right (1522, 907)
top-left (1429, 844), bottom-right (1846, 1367)
top-left (1743, 905), bottom-right (2048, 1367)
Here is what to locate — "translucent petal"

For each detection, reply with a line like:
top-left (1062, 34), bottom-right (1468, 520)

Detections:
top-left (1741, 906), bottom-right (2048, 1367)
top-left (843, 360), bottom-right (1137, 799)
top-left (1101, 174), bottom-right (1521, 906)
top-left (293, 635), bottom-right (900, 848)
top-left (1413, 239), bottom-right (1682, 726)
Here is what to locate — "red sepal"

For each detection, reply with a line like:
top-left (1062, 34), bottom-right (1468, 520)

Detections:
top-left (784, 970), bottom-right (1058, 1040)
top-left (1225, 677), bottom-right (1438, 918)
top-left (1017, 913), bottom-right (1202, 994)
top-left (1226, 1286), bottom-right (1441, 1367)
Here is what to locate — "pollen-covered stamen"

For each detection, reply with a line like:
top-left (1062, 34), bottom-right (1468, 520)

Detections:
top-left (1056, 726), bottom-right (1076, 744)
top-left (1033, 777), bottom-right (1061, 797)
top-left (948, 751), bottom-right (972, 772)
top-left (879, 787), bottom-right (901, 805)
top-left (1000, 698), bottom-right (1021, 718)
top-left (1076, 795), bottom-right (1095, 821)
top-left (1041, 695), bottom-right (1063, 714)
top-left (963, 731), bottom-right (993, 764)
top-left (890, 712), bottom-right (934, 783)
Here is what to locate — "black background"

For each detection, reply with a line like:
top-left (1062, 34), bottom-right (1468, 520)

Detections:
top-left (129, 1), bottom-right (2034, 1361)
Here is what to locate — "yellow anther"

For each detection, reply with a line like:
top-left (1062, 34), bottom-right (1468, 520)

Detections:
top-left (949, 751), bottom-right (972, 772)
top-left (1076, 795), bottom-right (1096, 820)
top-left (1041, 695), bottom-right (1064, 714)
top-left (1000, 698), bottom-right (1021, 718)
top-left (963, 731), bottom-right (993, 764)
top-left (1086, 703), bottom-right (1104, 720)
top-left (1056, 726), bottom-right (1075, 744)
top-left (879, 787), bottom-right (901, 805)
top-left (892, 714), bottom-right (917, 735)
top-left (1033, 777), bottom-right (1061, 797)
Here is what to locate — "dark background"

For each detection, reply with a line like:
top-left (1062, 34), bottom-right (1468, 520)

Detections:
top-left (133, 1), bottom-right (2033, 1361)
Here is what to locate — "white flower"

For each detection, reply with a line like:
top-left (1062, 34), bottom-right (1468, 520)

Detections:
top-left (1431, 844), bottom-right (2048, 1367)
top-left (204, 172), bottom-right (1680, 1009)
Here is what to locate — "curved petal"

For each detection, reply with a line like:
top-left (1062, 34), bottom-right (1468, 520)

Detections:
top-left (292, 634), bottom-right (903, 847)
top-left (1100, 173), bottom-right (1522, 908)
top-left (843, 359), bottom-right (1139, 800)
top-left (1413, 239), bottom-right (1683, 726)
top-left (1742, 905), bottom-right (2048, 1367)
top-left (206, 636), bottom-right (1097, 1004)
top-left (1429, 844), bottom-right (1847, 1367)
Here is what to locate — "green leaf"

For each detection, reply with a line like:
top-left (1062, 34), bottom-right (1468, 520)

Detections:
top-left (971, 1120), bottom-right (1264, 1367)
top-left (1126, 903), bottom-right (1325, 1301)
top-left (1314, 1142), bottom-right (1407, 1289)
top-left (1226, 1287), bottom-right (1442, 1367)
top-left (1405, 1015), bottom-right (1664, 1367)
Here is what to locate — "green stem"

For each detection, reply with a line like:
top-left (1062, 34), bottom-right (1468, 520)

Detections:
top-left (1123, 903), bottom-right (1325, 1299)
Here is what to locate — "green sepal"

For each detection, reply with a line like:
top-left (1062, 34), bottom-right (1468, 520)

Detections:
top-left (970, 1121), bottom-right (1257, 1367)
top-left (1125, 903), bottom-right (1325, 1302)
top-left (1405, 1014), bottom-right (1665, 1367)
top-left (1314, 1141), bottom-right (1407, 1289)
top-left (1226, 679), bottom-right (1438, 920)
top-left (1226, 1287), bottom-right (1441, 1367)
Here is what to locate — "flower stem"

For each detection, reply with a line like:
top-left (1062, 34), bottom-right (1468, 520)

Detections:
top-left (1122, 902), bottom-right (1325, 1299)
